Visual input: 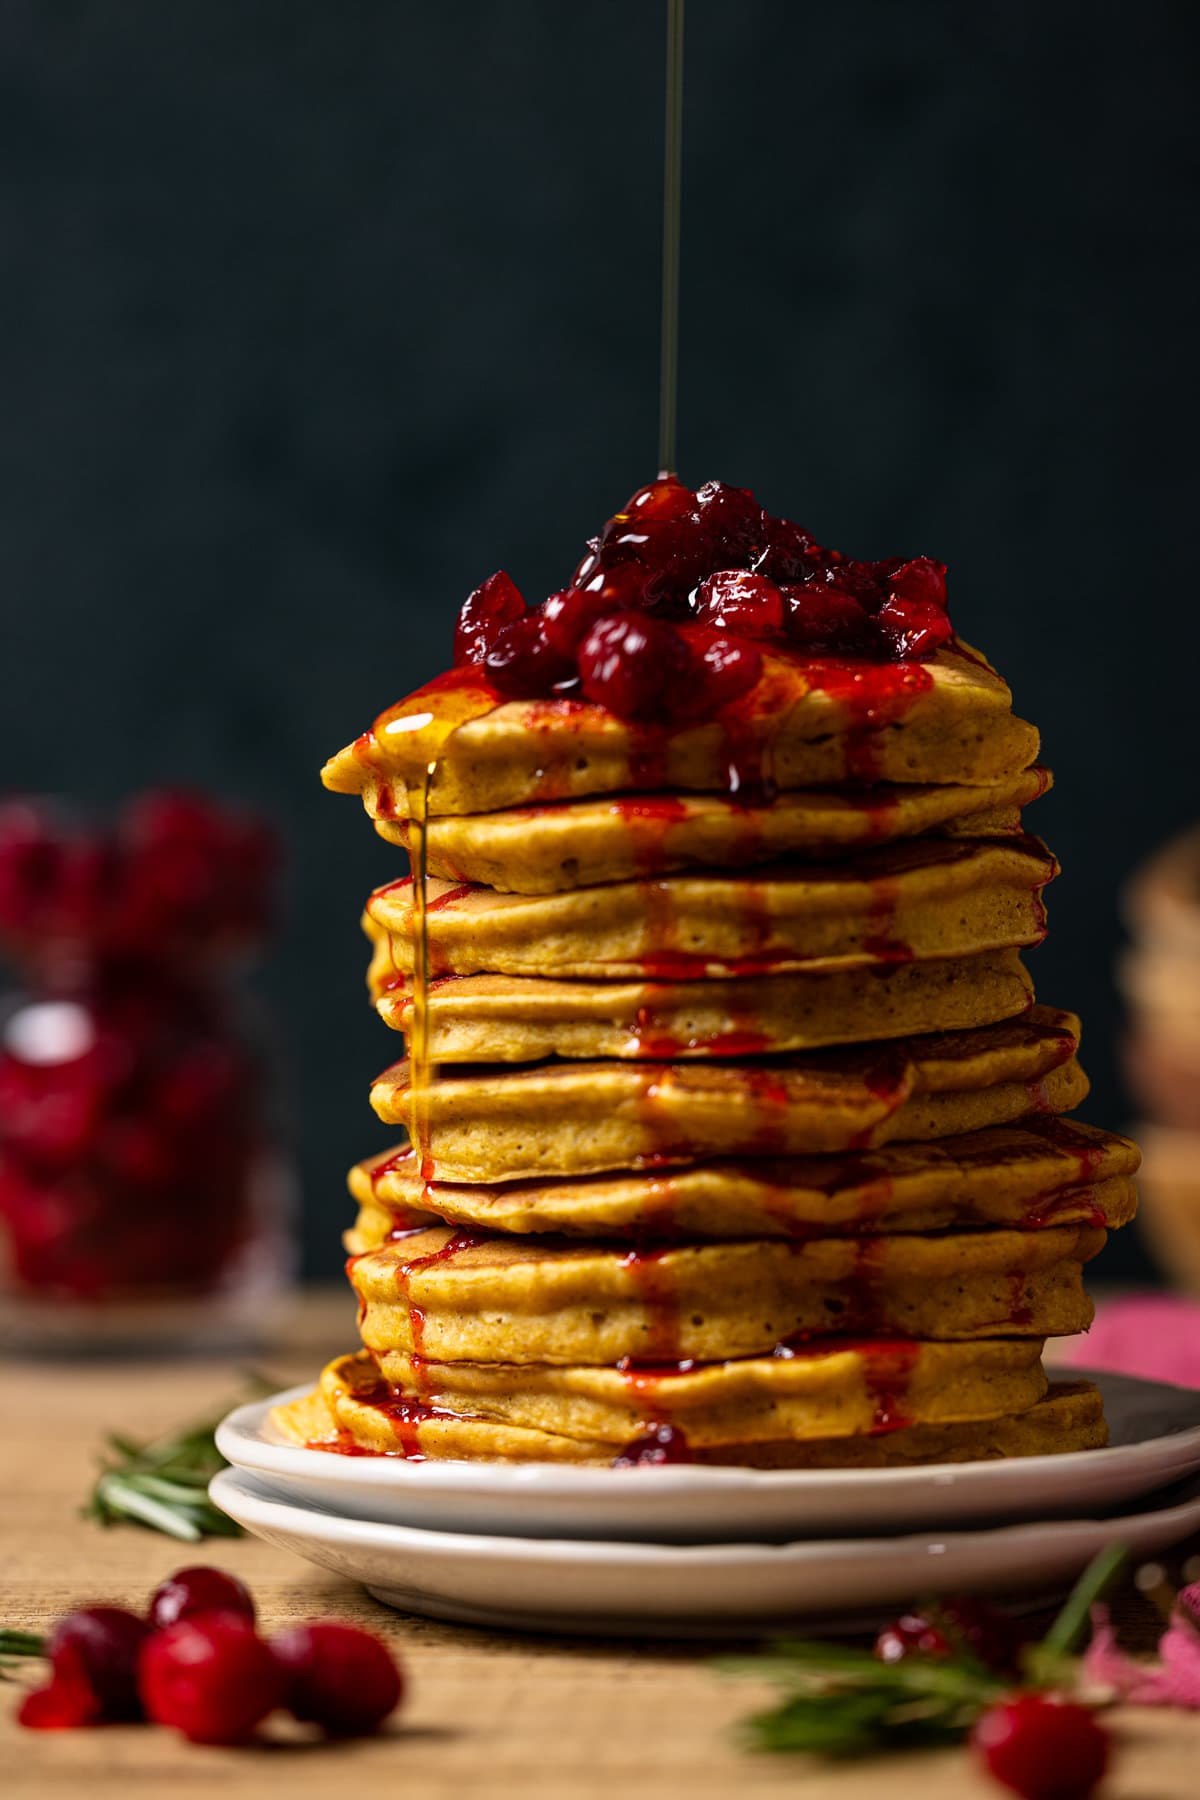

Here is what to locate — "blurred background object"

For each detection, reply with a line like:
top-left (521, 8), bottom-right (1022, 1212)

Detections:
top-left (1, 3), bottom-right (1197, 1279)
top-left (1121, 831), bottom-right (1200, 1296)
top-left (0, 792), bottom-right (294, 1349)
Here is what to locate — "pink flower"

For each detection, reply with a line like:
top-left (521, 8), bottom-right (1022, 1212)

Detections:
top-left (1082, 1594), bottom-right (1200, 1708)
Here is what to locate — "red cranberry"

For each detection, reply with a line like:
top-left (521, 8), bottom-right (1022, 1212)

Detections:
top-left (453, 570), bottom-right (526, 666)
top-left (691, 570), bottom-right (785, 638)
top-left (612, 1423), bottom-right (693, 1466)
top-left (874, 1597), bottom-right (1025, 1678)
top-left (272, 1622), bottom-right (404, 1738)
top-left (782, 584), bottom-right (873, 652)
top-left (577, 611), bottom-right (694, 724)
top-left (877, 593), bottom-right (953, 658)
top-left (598, 515), bottom-right (712, 600)
top-left (621, 474), bottom-right (696, 521)
top-left (878, 555), bottom-right (948, 610)
top-left (484, 613), bottom-right (574, 698)
top-left (971, 1695), bottom-right (1109, 1800)
top-left (139, 1613), bottom-right (285, 1745)
top-left (18, 1658), bottom-right (102, 1731)
top-left (697, 636), bottom-right (763, 709)
top-left (579, 561), bottom-right (668, 613)
top-left (694, 480), bottom-right (766, 560)
top-left (752, 514), bottom-right (822, 583)
top-left (148, 1566), bottom-right (257, 1632)
top-left (569, 536), bottom-right (603, 589)
top-left (46, 1606), bottom-right (152, 1720)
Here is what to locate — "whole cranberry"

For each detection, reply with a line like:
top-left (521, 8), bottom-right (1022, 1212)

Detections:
top-left (874, 1597), bottom-right (1025, 1677)
top-left (580, 561), bottom-right (669, 613)
top-left (569, 536), bottom-right (603, 589)
top-left (272, 1622), bottom-right (404, 1738)
top-left (148, 1566), bottom-right (257, 1632)
top-left (577, 611), bottom-right (694, 724)
top-left (18, 1663), bottom-right (102, 1731)
top-left (599, 515), bottom-right (713, 598)
top-left (694, 480), bottom-right (765, 560)
top-left (878, 555), bottom-right (948, 610)
top-left (621, 474), bottom-right (695, 521)
top-left (782, 584), bottom-right (873, 652)
top-left (971, 1695), bottom-right (1109, 1800)
top-left (691, 570), bottom-right (785, 638)
top-left (697, 635), bottom-right (763, 709)
top-left (139, 1612), bottom-right (285, 1745)
top-left (47, 1606), bottom-right (152, 1720)
top-left (453, 570), bottom-right (526, 665)
top-left (877, 593), bottom-right (953, 658)
top-left (484, 613), bottom-right (574, 698)
top-left (752, 513), bottom-right (822, 583)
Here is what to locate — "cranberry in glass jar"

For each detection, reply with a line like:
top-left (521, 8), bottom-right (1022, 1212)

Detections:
top-left (0, 791), bottom-right (294, 1352)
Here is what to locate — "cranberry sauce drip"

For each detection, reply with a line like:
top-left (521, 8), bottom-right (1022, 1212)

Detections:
top-left (611, 1423), bottom-right (693, 1467)
top-left (391, 1228), bottom-right (487, 1357)
top-left (449, 477), bottom-right (953, 726)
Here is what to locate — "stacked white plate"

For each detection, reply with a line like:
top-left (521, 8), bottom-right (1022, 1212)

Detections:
top-left (214, 1370), bottom-right (1200, 1637)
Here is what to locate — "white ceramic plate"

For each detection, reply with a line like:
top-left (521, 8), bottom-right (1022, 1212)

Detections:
top-left (210, 1464), bottom-right (1200, 1637)
top-left (216, 1371), bottom-right (1200, 1544)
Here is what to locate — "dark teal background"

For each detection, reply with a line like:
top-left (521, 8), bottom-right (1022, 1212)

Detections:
top-left (2, 2), bottom-right (1196, 1276)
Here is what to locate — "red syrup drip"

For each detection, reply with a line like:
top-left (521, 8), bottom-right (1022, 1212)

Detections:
top-left (611, 795), bottom-right (691, 876)
top-left (611, 1423), bottom-right (693, 1467)
top-left (772, 1336), bottom-right (920, 1435)
top-left (847, 1046), bottom-right (912, 1150)
top-left (1005, 1273), bottom-right (1035, 1330)
top-left (1021, 1188), bottom-right (1107, 1231)
top-left (1018, 1115), bottom-right (1107, 1182)
top-left (861, 874), bottom-right (915, 963)
top-left (618, 1242), bottom-right (681, 1362)
top-left (802, 659), bottom-right (935, 781)
top-left (392, 1228), bottom-right (487, 1357)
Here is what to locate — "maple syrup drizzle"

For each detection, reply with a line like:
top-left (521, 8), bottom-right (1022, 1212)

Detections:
top-left (406, 758), bottom-right (438, 1180)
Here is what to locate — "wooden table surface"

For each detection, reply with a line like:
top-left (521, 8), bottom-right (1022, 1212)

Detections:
top-left (3, 1290), bottom-right (1199, 1800)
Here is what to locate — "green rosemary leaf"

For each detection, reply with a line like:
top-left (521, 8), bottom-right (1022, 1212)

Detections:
top-left (1041, 1543), bottom-right (1131, 1658)
top-left (0, 1631), bottom-right (45, 1658)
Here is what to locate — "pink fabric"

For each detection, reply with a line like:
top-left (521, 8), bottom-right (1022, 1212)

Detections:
top-left (1062, 1295), bottom-right (1200, 1388)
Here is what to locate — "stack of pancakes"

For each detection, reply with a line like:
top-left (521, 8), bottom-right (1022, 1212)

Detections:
top-left (276, 637), bottom-right (1139, 1466)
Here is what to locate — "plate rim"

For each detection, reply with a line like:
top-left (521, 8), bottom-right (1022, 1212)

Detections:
top-left (209, 1462), bottom-right (1200, 1565)
top-left (216, 1368), bottom-right (1200, 1498)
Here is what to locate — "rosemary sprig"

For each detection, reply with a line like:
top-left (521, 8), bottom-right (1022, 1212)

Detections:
top-left (83, 1377), bottom-right (275, 1543)
top-left (721, 1544), bottom-right (1130, 1757)
top-left (0, 1630), bottom-right (46, 1681)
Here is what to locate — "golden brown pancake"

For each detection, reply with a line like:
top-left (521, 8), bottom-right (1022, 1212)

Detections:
top-left (368, 951), bottom-right (1035, 1063)
top-left (368, 1008), bottom-right (1087, 1179)
top-left (366, 836), bottom-right (1057, 976)
top-left (349, 1221), bottom-right (1100, 1365)
top-left (348, 1119), bottom-right (1140, 1242)
top-left (323, 639), bottom-right (1040, 817)
top-left (369, 772), bottom-right (1050, 891)
top-left (275, 1341), bottom-right (1057, 1458)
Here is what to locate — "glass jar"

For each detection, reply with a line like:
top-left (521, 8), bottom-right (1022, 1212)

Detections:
top-left (0, 792), bottom-right (295, 1352)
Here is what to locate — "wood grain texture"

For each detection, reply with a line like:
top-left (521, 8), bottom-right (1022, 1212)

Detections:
top-left (1, 1291), bottom-right (1198, 1798)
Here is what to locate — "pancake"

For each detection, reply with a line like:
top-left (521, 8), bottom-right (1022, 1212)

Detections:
top-left (369, 772), bottom-right (1049, 891)
top-left (273, 1346), bottom-right (1068, 1461)
top-left (274, 1358), bottom-right (1111, 1467)
top-left (369, 951), bottom-right (1035, 1063)
top-left (350, 1221), bottom-right (1100, 1365)
top-left (349, 1119), bottom-right (1141, 1242)
top-left (368, 1007), bottom-right (1087, 1179)
top-left (323, 638), bottom-right (1041, 817)
top-left (366, 836), bottom-right (1057, 977)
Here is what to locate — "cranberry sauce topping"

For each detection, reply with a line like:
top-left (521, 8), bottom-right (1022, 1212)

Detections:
top-left (450, 477), bottom-right (953, 724)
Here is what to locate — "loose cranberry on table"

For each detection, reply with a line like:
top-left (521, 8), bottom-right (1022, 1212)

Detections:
top-left (138, 1612), bottom-right (286, 1746)
top-left (971, 1694), bottom-right (1110, 1800)
top-left (148, 1567), bottom-right (256, 1631)
top-left (874, 1596), bottom-right (1026, 1678)
top-left (272, 1622), bottom-right (404, 1738)
top-left (18, 1606), bottom-right (152, 1728)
